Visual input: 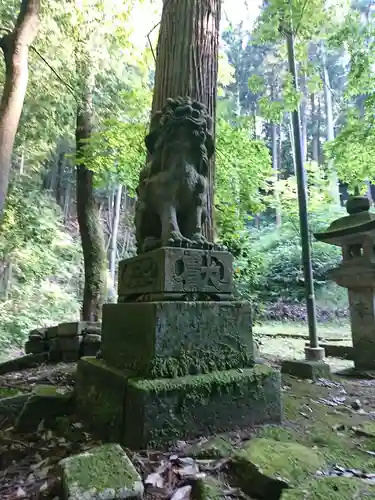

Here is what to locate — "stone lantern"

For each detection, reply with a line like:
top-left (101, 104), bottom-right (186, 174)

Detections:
top-left (314, 196), bottom-right (375, 370)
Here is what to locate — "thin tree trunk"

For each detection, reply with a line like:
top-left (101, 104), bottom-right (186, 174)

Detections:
top-left (76, 82), bottom-right (107, 322)
top-left (109, 184), bottom-right (122, 282)
top-left (288, 114), bottom-right (296, 174)
top-left (151, 0), bottom-right (221, 241)
top-left (300, 74), bottom-right (308, 161)
top-left (271, 122), bottom-right (281, 228)
top-left (311, 93), bottom-right (319, 162)
top-left (0, 0), bottom-right (40, 219)
top-left (321, 42), bottom-right (340, 203)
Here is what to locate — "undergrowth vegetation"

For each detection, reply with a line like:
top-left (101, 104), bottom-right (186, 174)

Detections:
top-left (0, 178), bottom-right (81, 349)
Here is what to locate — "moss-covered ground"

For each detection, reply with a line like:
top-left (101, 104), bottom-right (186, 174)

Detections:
top-left (248, 374), bottom-right (375, 498)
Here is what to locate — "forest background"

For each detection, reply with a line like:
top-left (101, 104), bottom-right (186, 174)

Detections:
top-left (0, 0), bottom-right (373, 350)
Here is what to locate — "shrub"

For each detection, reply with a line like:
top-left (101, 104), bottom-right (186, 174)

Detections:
top-left (0, 178), bottom-right (82, 349)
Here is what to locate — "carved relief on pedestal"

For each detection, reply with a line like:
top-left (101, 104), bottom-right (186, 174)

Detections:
top-left (172, 250), bottom-right (230, 293)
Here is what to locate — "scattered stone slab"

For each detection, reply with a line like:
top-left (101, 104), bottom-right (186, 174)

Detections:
top-left (24, 322), bottom-right (102, 363)
top-left (0, 352), bottom-right (49, 375)
top-left (0, 393), bottom-right (30, 420)
top-left (15, 384), bottom-right (74, 433)
top-left (186, 436), bottom-right (235, 459)
top-left (281, 360), bottom-right (331, 381)
top-left (59, 443), bottom-right (144, 500)
top-left (231, 438), bottom-right (326, 500)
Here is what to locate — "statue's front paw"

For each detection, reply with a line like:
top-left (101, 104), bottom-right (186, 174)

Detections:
top-left (190, 232), bottom-right (213, 249)
top-left (166, 231), bottom-right (192, 248)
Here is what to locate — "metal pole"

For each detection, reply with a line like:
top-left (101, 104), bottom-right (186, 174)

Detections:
top-left (286, 30), bottom-right (319, 349)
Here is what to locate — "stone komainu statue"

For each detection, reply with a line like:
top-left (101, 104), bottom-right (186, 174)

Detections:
top-left (135, 97), bottom-right (215, 254)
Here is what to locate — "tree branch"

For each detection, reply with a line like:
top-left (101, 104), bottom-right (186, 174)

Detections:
top-left (30, 45), bottom-right (78, 101)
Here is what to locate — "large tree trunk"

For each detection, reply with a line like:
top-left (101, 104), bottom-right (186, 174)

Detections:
top-left (0, 0), bottom-right (40, 219)
top-left (151, 0), bottom-right (221, 241)
top-left (76, 85), bottom-right (107, 322)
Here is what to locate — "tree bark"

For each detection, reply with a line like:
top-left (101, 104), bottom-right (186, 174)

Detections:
top-left (0, 0), bottom-right (40, 219)
top-left (151, 0), bottom-right (221, 241)
top-left (76, 85), bottom-right (107, 322)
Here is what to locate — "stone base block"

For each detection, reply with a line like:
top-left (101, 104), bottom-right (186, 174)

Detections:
top-left (320, 343), bottom-right (354, 360)
top-left (353, 348), bottom-right (375, 371)
top-left (117, 247), bottom-right (233, 301)
top-left (75, 357), bottom-right (129, 441)
top-left (124, 366), bottom-right (282, 449)
top-left (281, 359), bottom-right (331, 380)
top-left (101, 301), bottom-right (254, 377)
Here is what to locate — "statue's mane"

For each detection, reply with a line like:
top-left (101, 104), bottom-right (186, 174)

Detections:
top-left (145, 97), bottom-right (214, 176)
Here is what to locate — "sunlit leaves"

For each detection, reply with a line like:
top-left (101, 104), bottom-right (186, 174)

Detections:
top-left (215, 118), bottom-right (272, 223)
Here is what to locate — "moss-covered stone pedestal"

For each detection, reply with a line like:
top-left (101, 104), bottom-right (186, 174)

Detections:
top-left (76, 247), bottom-right (282, 449)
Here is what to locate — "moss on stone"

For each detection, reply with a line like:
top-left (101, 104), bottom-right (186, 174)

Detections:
top-left (236, 438), bottom-right (325, 485)
top-left (75, 357), bottom-right (129, 441)
top-left (192, 477), bottom-right (224, 500)
top-left (253, 374), bottom-right (375, 486)
top-left (125, 366), bottom-right (282, 449)
top-left (14, 384), bottom-right (74, 433)
top-left (281, 477), bottom-right (375, 500)
top-left (0, 387), bottom-right (23, 398)
top-left (148, 338), bottom-right (254, 378)
top-left (187, 436), bottom-right (235, 459)
top-left (129, 365), bottom-right (273, 395)
top-left (59, 443), bottom-right (143, 500)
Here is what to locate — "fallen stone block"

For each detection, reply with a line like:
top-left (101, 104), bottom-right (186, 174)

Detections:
top-left (124, 365), bottom-right (282, 449)
top-left (0, 394), bottom-right (30, 420)
top-left (58, 335), bottom-right (82, 351)
top-left (46, 325), bottom-right (58, 339)
top-left (281, 360), bottom-right (331, 381)
top-left (58, 321), bottom-right (101, 337)
top-left (15, 384), bottom-right (74, 433)
top-left (319, 343), bottom-right (354, 360)
top-left (0, 352), bottom-right (49, 375)
top-left (231, 438), bottom-right (326, 500)
top-left (25, 339), bottom-right (47, 354)
top-left (28, 328), bottom-right (48, 340)
top-left (59, 443), bottom-right (143, 500)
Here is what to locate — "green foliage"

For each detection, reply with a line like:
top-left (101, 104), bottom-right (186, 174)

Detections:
top-left (0, 178), bottom-right (82, 348)
top-left (268, 161), bottom-right (334, 222)
top-left (76, 88), bottom-right (151, 194)
top-left (325, 107), bottom-right (375, 192)
top-left (252, 223), bottom-right (342, 302)
top-left (216, 118), bottom-right (272, 219)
